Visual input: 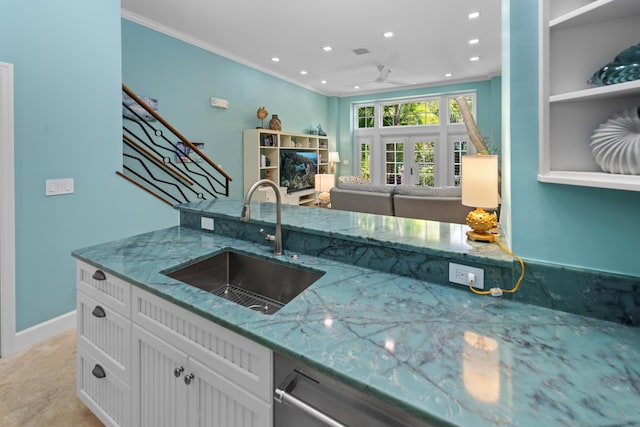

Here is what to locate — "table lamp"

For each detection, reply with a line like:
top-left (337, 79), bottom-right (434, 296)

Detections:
top-left (315, 174), bottom-right (335, 207)
top-left (461, 154), bottom-right (499, 242)
top-left (328, 152), bottom-right (340, 174)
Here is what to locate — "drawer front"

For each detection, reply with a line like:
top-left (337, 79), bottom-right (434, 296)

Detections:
top-left (132, 287), bottom-right (272, 402)
top-left (77, 291), bottom-right (131, 379)
top-left (77, 345), bottom-right (131, 427)
top-left (77, 260), bottom-right (131, 318)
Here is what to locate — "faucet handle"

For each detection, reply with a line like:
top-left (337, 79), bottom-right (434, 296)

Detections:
top-left (259, 228), bottom-right (276, 243)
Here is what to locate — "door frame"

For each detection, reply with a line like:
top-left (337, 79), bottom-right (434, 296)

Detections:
top-left (0, 61), bottom-right (16, 357)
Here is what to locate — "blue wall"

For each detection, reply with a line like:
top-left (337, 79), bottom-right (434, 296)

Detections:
top-left (334, 78), bottom-right (502, 176)
top-left (121, 20), bottom-right (331, 199)
top-left (507, 0), bottom-right (640, 276)
top-left (0, 1), bottom-right (180, 331)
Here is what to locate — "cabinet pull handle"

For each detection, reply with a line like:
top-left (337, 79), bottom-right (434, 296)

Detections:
top-left (92, 306), bottom-right (106, 318)
top-left (173, 366), bottom-right (184, 378)
top-left (184, 373), bottom-right (194, 385)
top-left (92, 270), bottom-right (106, 281)
top-left (92, 364), bottom-right (106, 379)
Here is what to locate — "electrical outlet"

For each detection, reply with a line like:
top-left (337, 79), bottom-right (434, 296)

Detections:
top-left (201, 217), bottom-right (214, 231)
top-left (449, 263), bottom-right (484, 289)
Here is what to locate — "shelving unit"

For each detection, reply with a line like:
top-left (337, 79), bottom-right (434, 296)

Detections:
top-left (539, 0), bottom-right (640, 191)
top-left (243, 129), bottom-right (329, 206)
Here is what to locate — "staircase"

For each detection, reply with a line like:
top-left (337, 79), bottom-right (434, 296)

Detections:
top-left (120, 84), bottom-right (231, 206)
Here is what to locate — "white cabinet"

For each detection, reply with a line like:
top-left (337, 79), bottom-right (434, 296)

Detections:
top-left (76, 261), bottom-right (273, 427)
top-left (538, 0), bottom-right (640, 191)
top-left (76, 261), bottom-right (132, 427)
top-left (131, 287), bottom-right (273, 427)
top-left (243, 129), bottom-right (329, 205)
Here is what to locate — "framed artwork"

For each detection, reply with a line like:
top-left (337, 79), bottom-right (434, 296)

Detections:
top-left (122, 93), bottom-right (157, 121)
top-left (176, 142), bottom-right (204, 163)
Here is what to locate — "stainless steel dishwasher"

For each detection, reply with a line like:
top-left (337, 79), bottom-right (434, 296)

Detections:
top-left (274, 353), bottom-right (435, 427)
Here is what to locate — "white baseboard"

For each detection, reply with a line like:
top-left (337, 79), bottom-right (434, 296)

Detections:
top-left (12, 310), bottom-right (76, 354)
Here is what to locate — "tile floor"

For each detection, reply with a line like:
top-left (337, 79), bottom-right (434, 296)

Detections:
top-left (0, 330), bottom-right (102, 427)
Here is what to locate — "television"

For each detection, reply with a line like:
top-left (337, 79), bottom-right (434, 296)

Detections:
top-left (279, 150), bottom-right (317, 193)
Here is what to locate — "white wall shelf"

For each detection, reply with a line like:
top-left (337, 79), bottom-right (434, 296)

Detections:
top-left (539, 0), bottom-right (640, 192)
top-left (243, 129), bottom-right (329, 205)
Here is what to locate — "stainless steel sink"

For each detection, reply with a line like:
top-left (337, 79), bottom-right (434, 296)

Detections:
top-left (164, 250), bottom-right (324, 315)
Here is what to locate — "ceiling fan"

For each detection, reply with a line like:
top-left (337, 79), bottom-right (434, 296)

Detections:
top-left (356, 65), bottom-right (416, 87)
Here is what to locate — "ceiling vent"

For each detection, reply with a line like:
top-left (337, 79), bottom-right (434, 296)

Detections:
top-left (352, 47), bottom-right (370, 55)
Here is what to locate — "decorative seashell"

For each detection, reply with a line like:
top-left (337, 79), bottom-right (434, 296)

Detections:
top-left (588, 43), bottom-right (640, 86)
top-left (590, 107), bottom-right (640, 175)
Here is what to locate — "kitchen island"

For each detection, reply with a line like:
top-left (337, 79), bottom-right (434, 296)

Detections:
top-left (73, 200), bottom-right (640, 427)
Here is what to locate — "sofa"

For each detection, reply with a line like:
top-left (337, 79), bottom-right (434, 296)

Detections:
top-left (330, 180), bottom-right (469, 224)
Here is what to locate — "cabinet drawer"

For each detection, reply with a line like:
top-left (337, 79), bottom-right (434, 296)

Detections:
top-left (77, 291), bottom-right (131, 379)
top-left (77, 345), bottom-right (131, 427)
top-left (132, 287), bottom-right (273, 402)
top-left (77, 260), bottom-right (131, 318)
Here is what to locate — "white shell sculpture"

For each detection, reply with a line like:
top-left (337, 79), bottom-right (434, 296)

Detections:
top-left (590, 107), bottom-right (640, 175)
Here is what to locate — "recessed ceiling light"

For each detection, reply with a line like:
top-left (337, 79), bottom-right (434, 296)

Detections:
top-left (383, 31), bottom-right (394, 38)
top-left (468, 38), bottom-right (480, 45)
top-left (468, 11), bottom-right (480, 19)
top-left (445, 73), bottom-right (453, 77)
top-left (354, 85), bottom-right (360, 89)
top-left (322, 46), bottom-right (332, 52)
top-left (321, 80), bottom-right (327, 84)
top-left (300, 70), bottom-right (307, 75)
top-left (470, 56), bottom-right (480, 62)
top-left (271, 57), bottom-right (280, 62)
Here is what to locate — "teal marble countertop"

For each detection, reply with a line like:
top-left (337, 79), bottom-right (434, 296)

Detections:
top-left (178, 199), bottom-right (513, 267)
top-left (72, 225), bottom-right (640, 427)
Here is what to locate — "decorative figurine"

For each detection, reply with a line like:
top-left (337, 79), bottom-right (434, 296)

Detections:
top-left (256, 106), bottom-right (268, 128)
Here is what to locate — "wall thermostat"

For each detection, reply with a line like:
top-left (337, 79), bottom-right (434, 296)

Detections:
top-left (210, 97), bottom-right (229, 109)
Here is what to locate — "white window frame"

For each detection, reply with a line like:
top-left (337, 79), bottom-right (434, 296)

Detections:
top-left (353, 92), bottom-right (477, 187)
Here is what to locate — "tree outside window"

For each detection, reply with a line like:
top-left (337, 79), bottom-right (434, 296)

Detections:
top-left (449, 96), bottom-right (473, 124)
top-left (356, 105), bottom-right (375, 128)
top-left (360, 143), bottom-right (371, 180)
top-left (413, 141), bottom-right (435, 187)
top-left (382, 100), bottom-right (439, 127)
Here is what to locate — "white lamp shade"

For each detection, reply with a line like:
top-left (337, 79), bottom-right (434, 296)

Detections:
top-left (461, 155), bottom-right (499, 209)
top-left (315, 174), bottom-right (335, 192)
top-left (328, 151), bottom-right (340, 163)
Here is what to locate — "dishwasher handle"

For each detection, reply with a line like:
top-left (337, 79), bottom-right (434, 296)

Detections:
top-left (274, 371), bottom-right (348, 427)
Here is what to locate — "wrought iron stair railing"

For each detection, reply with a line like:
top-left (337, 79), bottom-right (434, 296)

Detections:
top-left (120, 84), bottom-right (231, 206)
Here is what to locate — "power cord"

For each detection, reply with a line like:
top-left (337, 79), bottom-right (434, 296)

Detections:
top-left (468, 239), bottom-right (525, 297)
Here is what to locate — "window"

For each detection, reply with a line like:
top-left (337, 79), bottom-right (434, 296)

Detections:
top-left (353, 92), bottom-right (476, 188)
top-left (385, 140), bottom-right (404, 185)
top-left (381, 100), bottom-right (439, 127)
top-left (448, 95), bottom-right (473, 124)
top-left (360, 142), bottom-right (371, 180)
top-left (452, 139), bottom-right (468, 185)
top-left (356, 105), bottom-right (375, 128)
top-left (413, 140), bottom-right (436, 187)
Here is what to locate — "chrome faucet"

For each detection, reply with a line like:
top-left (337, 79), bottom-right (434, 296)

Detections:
top-left (241, 179), bottom-right (283, 256)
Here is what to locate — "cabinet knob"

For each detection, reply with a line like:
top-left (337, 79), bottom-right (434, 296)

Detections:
top-left (92, 306), bottom-right (106, 318)
top-left (92, 364), bottom-right (106, 379)
top-left (92, 270), bottom-right (106, 281)
top-left (173, 366), bottom-right (184, 378)
top-left (184, 373), bottom-right (194, 385)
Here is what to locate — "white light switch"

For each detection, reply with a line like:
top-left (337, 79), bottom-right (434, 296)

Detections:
top-left (45, 178), bottom-right (74, 196)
